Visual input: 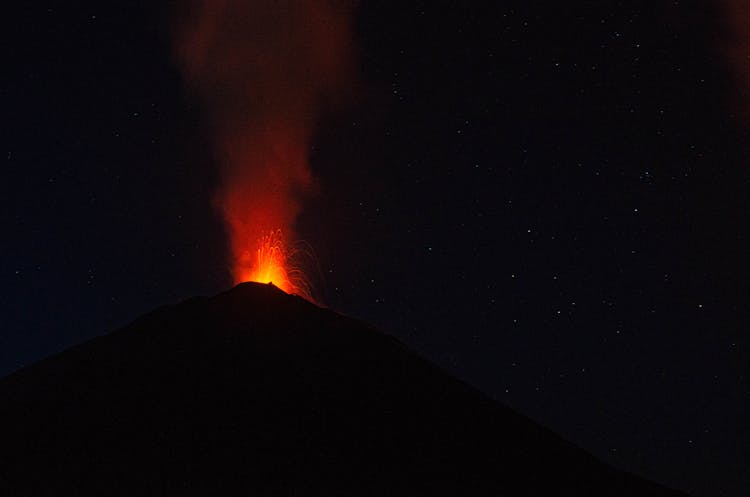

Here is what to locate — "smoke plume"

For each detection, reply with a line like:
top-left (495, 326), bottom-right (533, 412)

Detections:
top-left (173, 0), bottom-right (355, 286)
top-left (720, 1), bottom-right (750, 114)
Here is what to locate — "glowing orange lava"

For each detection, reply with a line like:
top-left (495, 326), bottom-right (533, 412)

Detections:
top-left (237, 230), bottom-right (291, 290)
top-left (173, 0), bottom-right (354, 308)
top-left (235, 230), bottom-right (312, 301)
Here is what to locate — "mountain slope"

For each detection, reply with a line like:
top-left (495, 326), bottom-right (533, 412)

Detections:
top-left (0, 282), bottom-right (688, 496)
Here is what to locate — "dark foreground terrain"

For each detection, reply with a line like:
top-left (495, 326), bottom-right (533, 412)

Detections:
top-left (0, 282), bottom-right (689, 496)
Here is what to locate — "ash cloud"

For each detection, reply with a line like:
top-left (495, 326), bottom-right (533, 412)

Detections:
top-left (173, 0), bottom-right (356, 281)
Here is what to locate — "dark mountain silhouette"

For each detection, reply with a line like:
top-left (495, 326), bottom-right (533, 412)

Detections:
top-left (0, 282), bottom-right (689, 496)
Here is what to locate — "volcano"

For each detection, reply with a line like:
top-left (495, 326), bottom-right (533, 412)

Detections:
top-left (0, 282), bottom-right (688, 496)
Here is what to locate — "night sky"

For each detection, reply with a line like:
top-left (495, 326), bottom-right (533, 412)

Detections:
top-left (3, 2), bottom-right (749, 496)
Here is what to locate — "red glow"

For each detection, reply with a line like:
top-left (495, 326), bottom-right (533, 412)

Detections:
top-left (172, 1), bottom-right (355, 302)
top-left (720, 1), bottom-right (750, 114)
top-left (235, 230), bottom-right (309, 300)
top-left (237, 230), bottom-right (291, 287)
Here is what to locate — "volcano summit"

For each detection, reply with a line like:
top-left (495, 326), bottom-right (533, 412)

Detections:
top-left (0, 283), bottom-right (688, 496)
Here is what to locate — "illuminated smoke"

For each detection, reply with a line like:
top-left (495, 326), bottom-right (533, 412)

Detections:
top-left (173, 0), bottom-right (355, 296)
top-left (719, 1), bottom-right (750, 112)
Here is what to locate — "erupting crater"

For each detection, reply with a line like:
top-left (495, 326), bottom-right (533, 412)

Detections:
top-left (236, 229), bottom-right (313, 302)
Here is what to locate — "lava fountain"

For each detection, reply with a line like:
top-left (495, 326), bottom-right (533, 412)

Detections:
top-left (172, 0), bottom-right (356, 300)
top-left (236, 230), bottom-right (313, 301)
top-left (238, 231), bottom-right (292, 290)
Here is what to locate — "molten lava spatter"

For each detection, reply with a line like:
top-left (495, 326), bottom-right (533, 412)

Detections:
top-left (237, 230), bottom-right (290, 290)
top-left (236, 230), bottom-right (312, 301)
top-left (173, 0), bottom-right (355, 306)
